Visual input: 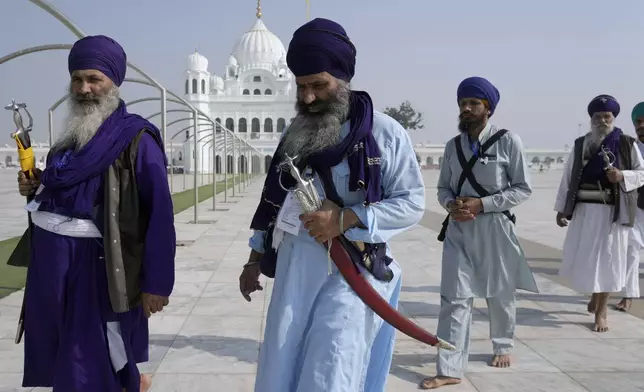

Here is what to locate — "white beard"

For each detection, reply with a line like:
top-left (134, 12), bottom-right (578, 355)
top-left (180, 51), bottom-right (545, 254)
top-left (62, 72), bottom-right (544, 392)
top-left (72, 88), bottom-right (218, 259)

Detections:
top-left (51, 85), bottom-right (120, 153)
top-left (587, 123), bottom-right (614, 148)
top-left (280, 80), bottom-right (351, 162)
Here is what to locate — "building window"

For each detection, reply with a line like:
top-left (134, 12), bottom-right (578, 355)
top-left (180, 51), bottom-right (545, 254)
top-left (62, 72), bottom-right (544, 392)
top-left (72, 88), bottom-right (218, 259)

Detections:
top-left (225, 118), bottom-right (234, 132)
top-left (253, 76), bottom-right (262, 82)
top-left (192, 79), bottom-right (197, 94)
top-left (239, 118), bottom-right (248, 133)
top-left (252, 118), bottom-right (260, 133)
top-left (253, 89), bottom-right (261, 95)
top-left (265, 89), bottom-right (272, 95)
top-left (185, 79), bottom-right (189, 94)
top-left (201, 79), bottom-right (206, 94)
top-left (264, 118), bottom-right (273, 132)
top-left (243, 89), bottom-right (250, 95)
top-left (215, 117), bottom-right (222, 133)
top-left (277, 118), bottom-right (286, 133)
top-left (185, 130), bottom-right (190, 140)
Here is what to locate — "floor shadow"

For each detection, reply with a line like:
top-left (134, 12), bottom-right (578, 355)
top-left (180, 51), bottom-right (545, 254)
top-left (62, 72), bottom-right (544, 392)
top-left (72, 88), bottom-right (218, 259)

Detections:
top-left (150, 334), bottom-right (259, 364)
top-left (398, 301), bottom-right (441, 318)
top-left (401, 285), bottom-right (441, 294)
top-left (390, 351), bottom-right (437, 385)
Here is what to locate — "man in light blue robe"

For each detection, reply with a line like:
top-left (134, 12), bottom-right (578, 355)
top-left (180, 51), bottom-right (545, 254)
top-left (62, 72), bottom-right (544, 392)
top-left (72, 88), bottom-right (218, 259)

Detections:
top-left (238, 18), bottom-right (425, 392)
top-left (421, 77), bottom-right (538, 389)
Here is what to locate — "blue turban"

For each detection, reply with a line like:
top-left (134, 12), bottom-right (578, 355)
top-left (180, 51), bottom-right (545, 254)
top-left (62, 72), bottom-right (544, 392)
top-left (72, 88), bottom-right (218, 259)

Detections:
top-left (68, 35), bottom-right (127, 86)
top-left (587, 94), bottom-right (620, 118)
top-left (286, 18), bottom-right (356, 81)
top-left (457, 76), bottom-right (501, 116)
top-left (632, 102), bottom-right (644, 123)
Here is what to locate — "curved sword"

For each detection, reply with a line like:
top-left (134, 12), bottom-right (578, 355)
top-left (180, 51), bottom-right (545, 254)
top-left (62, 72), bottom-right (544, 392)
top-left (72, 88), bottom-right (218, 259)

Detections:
top-left (279, 154), bottom-right (455, 351)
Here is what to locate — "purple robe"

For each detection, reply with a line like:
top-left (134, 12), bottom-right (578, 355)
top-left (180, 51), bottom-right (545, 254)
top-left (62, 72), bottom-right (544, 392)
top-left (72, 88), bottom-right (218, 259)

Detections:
top-left (22, 133), bottom-right (175, 392)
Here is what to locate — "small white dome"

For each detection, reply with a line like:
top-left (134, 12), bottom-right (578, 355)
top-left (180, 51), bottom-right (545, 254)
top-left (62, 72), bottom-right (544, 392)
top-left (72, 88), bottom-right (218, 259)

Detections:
top-left (231, 19), bottom-right (286, 68)
top-left (228, 55), bottom-right (238, 67)
top-left (278, 53), bottom-right (287, 66)
top-left (210, 74), bottom-right (225, 90)
top-left (187, 50), bottom-right (208, 72)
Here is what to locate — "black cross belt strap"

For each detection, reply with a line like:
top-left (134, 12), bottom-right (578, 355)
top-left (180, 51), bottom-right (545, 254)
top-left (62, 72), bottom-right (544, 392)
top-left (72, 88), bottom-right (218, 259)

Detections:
top-left (437, 129), bottom-right (515, 242)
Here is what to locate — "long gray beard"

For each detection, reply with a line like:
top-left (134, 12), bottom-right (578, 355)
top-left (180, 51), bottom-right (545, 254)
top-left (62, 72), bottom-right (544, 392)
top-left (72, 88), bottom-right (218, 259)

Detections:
top-left (587, 123), bottom-right (613, 148)
top-left (280, 81), bottom-right (351, 163)
top-left (51, 85), bottom-right (120, 153)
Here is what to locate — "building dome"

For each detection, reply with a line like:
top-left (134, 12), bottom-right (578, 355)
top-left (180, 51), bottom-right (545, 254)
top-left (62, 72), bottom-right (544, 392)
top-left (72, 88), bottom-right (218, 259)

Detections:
top-left (211, 74), bottom-right (225, 90)
top-left (228, 55), bottom-right (238, 67)
top-left (187, 50), bottom-right (208, 72)
top-left (231, 18), bottom-right (286, 68)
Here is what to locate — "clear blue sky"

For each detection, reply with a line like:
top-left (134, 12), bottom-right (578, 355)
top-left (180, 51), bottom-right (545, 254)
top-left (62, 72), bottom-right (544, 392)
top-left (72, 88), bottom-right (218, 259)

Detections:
top-left (1, 0), bottom-right (643, 148)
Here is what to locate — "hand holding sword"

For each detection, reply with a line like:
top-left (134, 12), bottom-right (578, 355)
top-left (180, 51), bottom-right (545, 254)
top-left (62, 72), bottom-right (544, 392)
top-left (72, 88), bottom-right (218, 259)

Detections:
top-left (5, 99), bottom-right (37, 345)
top-left (277, 153), bottom-right (456, 351)
top-left (599, 146), bottom-right (623, 183)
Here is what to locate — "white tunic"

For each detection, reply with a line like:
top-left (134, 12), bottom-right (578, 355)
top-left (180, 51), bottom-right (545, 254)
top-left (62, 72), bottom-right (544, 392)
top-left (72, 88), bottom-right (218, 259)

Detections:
top-left (555, 139), bottom-right (644, 294)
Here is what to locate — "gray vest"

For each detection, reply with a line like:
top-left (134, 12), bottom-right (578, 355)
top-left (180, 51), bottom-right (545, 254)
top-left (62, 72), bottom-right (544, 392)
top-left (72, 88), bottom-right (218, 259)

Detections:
top-left (563, 134), bottom-right (638, 227)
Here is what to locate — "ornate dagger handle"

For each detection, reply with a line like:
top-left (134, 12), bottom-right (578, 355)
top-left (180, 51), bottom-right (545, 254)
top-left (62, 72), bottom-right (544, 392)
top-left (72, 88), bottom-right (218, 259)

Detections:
top-left (599, 146), bottom-right (615, 170)
top-left (279, 154), bottom-right (322, 212)
top-left (5, 99), bottom-right (35, 178)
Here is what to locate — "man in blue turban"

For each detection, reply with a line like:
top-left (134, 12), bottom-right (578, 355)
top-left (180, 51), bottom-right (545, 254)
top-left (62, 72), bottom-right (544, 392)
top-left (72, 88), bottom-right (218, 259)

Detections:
top-left (241, 18), bottom-right (425, 392)
top-left (555, 95), bottom-right (644, 334)
top-left (422, 76), bottom-right (537, 389)
top-left (15, 35), bottom-right (175, 392)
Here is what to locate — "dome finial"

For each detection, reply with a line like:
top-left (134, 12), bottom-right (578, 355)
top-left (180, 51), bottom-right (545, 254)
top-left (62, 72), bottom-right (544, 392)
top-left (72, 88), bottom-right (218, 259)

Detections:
top-left (256, 0), bottom-right (262, 18)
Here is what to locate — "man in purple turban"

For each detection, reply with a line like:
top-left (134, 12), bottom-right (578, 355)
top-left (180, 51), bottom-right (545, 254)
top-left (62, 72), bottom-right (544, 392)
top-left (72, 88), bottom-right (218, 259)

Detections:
top-left (15, 35), bottom-right (175, 392)
top-left (422, 76), bottom-right (537, 389)
top-left (239, 18), bottom-right (425, 391)
top-left (556, 94), bottom-right (644, 333)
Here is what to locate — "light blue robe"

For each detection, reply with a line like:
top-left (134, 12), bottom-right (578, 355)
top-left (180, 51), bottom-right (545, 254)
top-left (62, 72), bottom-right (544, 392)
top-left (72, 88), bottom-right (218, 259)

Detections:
top-left (249, 112), bottom-right (425, 392)
top-left (435, 124), bottom-right (537, 378)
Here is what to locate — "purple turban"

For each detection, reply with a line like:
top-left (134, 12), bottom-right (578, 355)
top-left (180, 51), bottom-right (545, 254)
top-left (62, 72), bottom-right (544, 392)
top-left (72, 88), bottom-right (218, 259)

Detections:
top-left (68, 35), bottom-right (127, 86)
top-left (588, 94), bottom-right (620, 118)
top-left (286, 18), bottom-right (356, 81)
top-left (457, 76), bottom-right (501, 116)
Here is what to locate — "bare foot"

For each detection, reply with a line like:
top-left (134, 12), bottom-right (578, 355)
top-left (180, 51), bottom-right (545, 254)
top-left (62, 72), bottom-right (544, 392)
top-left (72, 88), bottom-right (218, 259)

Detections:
top-left (420, 376), bottom-right (461, 389)
top-left (615, 298), bottom-right (632, 312)
top-left (491, 354), bottom-right (511, 368)
top-left (592, 293), bottom-right (610, 332)
top-left (141, 374), bottom-right (152, 392)
top-left (587, 294), bottom-right (597, 314)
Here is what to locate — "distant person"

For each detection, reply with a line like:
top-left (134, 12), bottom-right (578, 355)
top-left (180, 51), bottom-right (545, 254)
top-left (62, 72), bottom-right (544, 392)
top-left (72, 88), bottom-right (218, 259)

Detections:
top-left (614, 102), bottom-right (644, 312)
top-left (15, 35), bottom-right (175, 392)
top-left (555, 95), bottom-right (644, 332)
top-left (239, 18), bottom-right (425, 392)
top-left (421, 76), bottom-right (537, 389)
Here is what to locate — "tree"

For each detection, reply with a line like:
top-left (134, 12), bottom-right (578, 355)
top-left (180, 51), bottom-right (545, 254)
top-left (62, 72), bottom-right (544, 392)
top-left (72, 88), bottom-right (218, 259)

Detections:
top-left (383, 100), bottom-right (424, 131)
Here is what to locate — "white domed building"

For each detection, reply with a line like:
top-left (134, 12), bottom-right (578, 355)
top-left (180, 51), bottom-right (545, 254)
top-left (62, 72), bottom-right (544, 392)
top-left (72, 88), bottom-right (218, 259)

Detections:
top-left (181, 4), bottom-right (295, 174)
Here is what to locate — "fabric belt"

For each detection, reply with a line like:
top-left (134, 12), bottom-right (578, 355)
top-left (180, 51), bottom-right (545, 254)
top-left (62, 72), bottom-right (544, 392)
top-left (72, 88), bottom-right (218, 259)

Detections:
top-left (30, 211), bottom-right (102, 238)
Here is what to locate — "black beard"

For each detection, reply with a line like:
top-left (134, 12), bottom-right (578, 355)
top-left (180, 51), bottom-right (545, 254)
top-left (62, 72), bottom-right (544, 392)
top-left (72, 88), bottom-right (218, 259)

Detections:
top-left (458, 113), bottom-right (486, 133)
top-left (636, 126), bottom-right (644, 143)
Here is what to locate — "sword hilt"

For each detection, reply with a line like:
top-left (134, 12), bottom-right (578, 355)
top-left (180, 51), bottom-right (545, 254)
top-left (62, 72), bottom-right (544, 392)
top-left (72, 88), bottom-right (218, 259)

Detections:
top-left (5, 99), bottom-right (35, 177)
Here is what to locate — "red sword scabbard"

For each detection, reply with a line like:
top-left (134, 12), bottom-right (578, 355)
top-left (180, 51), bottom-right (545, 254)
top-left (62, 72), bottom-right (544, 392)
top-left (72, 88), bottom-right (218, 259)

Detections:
top-left (324, 238), bottom-right (456, 350)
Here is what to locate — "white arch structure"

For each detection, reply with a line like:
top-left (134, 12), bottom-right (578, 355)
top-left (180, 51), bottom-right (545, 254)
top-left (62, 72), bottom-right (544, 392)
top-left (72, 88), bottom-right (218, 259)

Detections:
top-left (0, 0), bottom-right (264, 223)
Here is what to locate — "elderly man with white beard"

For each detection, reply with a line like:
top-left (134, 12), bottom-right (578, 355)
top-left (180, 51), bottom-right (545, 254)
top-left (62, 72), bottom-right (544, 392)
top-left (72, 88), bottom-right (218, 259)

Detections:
top-left (238, 18), bottom-right (425, 392)
top-left (14, 35), bottom-right (175, 392)
top-left (555, 94), bottom-right (644, 333)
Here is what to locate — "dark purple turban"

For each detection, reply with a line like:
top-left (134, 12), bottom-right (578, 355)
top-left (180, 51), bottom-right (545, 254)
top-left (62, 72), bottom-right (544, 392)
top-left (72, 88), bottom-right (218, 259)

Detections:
top-left (68, 35), bottom-right (127, 86)
top-left (588, 94), bottom-right (620, 118)
top-left (457, 76), bottom-right (501, 116)
top-left (286, 18), bottom-right (356, 81)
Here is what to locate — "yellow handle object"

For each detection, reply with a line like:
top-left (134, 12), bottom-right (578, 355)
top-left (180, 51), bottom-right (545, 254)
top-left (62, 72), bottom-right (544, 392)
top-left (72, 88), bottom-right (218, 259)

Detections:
top-left (14, 136), bottom-right (35, 178)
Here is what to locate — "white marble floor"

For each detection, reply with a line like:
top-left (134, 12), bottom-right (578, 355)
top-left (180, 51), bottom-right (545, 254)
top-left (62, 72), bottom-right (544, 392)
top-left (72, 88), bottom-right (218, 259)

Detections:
top-left (1, 172), bottom-right (643, 391)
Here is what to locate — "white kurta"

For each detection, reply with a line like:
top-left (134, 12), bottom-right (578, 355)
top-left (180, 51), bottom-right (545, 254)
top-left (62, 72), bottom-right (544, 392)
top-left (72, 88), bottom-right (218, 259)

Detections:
top-left (249, 112), bottom-right (426, 392)
top-left (555, 139), bottom-right (644, 294)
